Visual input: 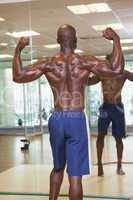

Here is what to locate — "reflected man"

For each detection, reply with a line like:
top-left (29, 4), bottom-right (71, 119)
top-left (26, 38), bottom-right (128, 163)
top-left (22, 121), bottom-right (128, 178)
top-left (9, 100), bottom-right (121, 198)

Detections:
top-left (88, 54), bottom-right (133, 176)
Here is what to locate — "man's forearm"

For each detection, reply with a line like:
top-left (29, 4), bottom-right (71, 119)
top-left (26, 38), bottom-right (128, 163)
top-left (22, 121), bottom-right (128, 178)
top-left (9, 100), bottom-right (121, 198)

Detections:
top-left (13, 47), bottom-right (23, 81)
top-left (111, 37), bottom-right (124, 72)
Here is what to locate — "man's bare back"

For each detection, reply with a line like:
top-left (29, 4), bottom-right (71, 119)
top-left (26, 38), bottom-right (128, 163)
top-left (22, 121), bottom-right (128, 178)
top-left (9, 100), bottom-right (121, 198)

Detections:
top-left (44, 54), bottom-right (91, 110)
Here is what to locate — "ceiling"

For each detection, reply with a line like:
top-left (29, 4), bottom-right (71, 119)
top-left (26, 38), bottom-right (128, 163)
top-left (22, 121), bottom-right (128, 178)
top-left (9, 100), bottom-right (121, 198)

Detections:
top-left (0, 0), bottom-right (133, 61)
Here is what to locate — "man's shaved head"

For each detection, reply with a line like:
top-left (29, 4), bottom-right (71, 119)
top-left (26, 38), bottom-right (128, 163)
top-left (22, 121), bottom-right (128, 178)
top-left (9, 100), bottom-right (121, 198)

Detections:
top-left (57, 24), bottom-right (77, 50)
top-left (57, 24), bottom-right (76, 38)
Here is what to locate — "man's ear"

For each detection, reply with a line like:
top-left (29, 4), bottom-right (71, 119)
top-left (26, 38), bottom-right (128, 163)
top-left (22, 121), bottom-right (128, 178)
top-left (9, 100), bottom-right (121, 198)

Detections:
top-left (57, 37), bottom-right (60, 44)
top-left (74, 37), bottom-right (77, 49)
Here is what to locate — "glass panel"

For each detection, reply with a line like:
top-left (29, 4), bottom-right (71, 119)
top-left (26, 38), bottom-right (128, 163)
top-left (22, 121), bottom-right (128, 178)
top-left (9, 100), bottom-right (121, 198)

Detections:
top-left (87, 82), bottom-right (102, 127)
top-left (40, 76), bottom-right (54, 126)
top-left (122, 61), bottom-right (133, 126)
top-left (0, 62), bottom-right (40, 129)
top-left (0, 0), bottom-right (32, 128)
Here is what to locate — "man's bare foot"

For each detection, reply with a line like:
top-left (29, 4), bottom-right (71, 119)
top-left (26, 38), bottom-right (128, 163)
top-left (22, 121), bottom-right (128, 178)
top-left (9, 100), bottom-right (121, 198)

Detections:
top-left (117, 167), bottom-right (125, 175)
top-left (98, 164), bottom-right (104, 176)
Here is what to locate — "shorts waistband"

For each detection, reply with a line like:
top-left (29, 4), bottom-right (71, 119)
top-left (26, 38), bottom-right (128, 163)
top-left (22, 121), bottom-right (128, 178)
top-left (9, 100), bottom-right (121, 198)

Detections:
top-left (50, 110), bottom-right (85, 119)
top-left (53, 110), bottom-right (84, 113)
top-left (102, 102), bottom-right (123, 106)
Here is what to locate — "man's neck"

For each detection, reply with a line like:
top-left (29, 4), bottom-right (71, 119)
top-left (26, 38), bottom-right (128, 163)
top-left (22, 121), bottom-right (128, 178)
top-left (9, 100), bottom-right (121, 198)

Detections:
top-left (60, 47), bottom-right (74, 57)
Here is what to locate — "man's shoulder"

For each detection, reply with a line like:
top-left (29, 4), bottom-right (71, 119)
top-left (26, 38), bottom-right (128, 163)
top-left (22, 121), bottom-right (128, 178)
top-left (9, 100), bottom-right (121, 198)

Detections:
top-left (80, 54), bottom-right (97, 60)
top-left (51, 54), bottom-right (60, 60)
top-left (79, 55), bottom-right (99, 66)
top-left (51, 53), bottom-right (66, 61)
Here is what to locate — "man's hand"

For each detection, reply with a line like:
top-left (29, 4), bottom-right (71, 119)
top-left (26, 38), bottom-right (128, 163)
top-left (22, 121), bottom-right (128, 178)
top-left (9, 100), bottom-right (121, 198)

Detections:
top-left (102, 28), bottom-right (119, 40)
top-left (16, 37), bottom-right (30, 51)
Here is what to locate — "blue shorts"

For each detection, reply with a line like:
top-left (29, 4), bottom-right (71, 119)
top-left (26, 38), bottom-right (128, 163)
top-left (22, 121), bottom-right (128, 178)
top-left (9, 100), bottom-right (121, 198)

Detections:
top-left (48, 111), bottom-right (90, 176)
top-left (98, 103), bottom-right (126, 138)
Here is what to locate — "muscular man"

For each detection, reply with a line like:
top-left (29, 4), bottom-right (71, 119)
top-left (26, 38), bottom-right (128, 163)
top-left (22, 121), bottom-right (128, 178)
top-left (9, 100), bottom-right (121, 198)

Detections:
top-left (88, 55), bottom-right (133, 177)
top-left (13, 25), bottom-right (123, 200)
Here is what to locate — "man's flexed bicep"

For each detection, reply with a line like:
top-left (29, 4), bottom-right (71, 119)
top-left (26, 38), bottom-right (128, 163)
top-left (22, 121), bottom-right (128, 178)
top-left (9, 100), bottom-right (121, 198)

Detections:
top-left (12, 37), bottom-right (53, 83)
top-left (13, 37), bottom-right (44, 83)
top-left (103, 28), bottom-right (124, 72)
top-left (82, 55), bottom-right (121, 77)
top-left (90, 59), bottom-right (122, 77)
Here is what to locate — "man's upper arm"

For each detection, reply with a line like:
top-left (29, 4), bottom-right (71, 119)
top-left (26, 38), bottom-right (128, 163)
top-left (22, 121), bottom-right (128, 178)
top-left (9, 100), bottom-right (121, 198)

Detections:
top-left (13, 59), bottom-right (46, 83)
top-left (91, 60), bottom-right (121, 77)
top-left (83, 55), bottom-right (120, 77)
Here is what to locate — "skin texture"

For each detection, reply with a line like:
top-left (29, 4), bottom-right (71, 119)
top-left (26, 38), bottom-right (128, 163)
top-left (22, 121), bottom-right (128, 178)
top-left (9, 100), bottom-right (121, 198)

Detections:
top-left (13, 24), bottom-right (123, 200)
top-left (88, 65), bottom-right (133, 176)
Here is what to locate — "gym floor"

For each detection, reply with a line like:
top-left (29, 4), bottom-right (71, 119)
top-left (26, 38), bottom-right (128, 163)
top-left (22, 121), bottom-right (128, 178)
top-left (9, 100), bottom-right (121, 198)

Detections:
top-left (0, 134), bottom-right (133, 199)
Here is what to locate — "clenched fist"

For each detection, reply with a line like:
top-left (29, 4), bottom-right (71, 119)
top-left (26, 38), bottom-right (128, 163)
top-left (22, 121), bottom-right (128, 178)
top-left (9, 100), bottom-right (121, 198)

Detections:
top-left (102, 28), bottom-right (119, 40)
top-left (16, 37), bottom-right (30, 51)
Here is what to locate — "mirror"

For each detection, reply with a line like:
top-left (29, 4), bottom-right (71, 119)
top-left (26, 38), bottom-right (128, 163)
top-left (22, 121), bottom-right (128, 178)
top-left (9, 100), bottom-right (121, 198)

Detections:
top-left (0, 1), bottom-right (133, 199)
